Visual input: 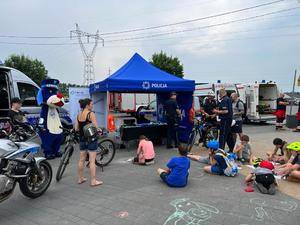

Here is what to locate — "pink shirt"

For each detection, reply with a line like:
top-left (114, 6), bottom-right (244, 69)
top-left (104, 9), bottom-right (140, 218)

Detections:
top-left (137, 139), bottom-right (155, 159)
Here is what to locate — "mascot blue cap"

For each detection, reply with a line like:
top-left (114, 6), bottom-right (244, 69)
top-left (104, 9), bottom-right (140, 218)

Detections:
top-left (37, 79), bottom-right (60, 105)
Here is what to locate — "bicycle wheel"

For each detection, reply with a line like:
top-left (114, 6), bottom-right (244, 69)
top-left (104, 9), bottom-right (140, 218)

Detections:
top-left (204, 127), bottom-right (219, 147)
top-left (56, 145), bottom-right (73, 182)
top-left (95, 139), bottom-right (116, 167)
top-left (186, 129), bottom-right (197, 152)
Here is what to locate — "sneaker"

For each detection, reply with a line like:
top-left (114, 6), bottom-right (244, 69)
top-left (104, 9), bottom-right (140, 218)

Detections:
top-left (145, 160), bottom-right (155, 165)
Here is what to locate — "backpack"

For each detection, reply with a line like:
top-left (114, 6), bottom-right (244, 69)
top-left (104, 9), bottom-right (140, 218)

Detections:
top-left (236, 99), bottom-right (247, 119)
top-left (81, 112), bottom-right (98, 142)
top-left (216, 150), bottom-right (238, 177)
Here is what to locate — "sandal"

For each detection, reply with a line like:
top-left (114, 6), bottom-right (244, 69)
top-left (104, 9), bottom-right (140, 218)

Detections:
top-left (78, 178), bottom-right (87, 184)
top-left (90, 180), bottom-right (103, 187)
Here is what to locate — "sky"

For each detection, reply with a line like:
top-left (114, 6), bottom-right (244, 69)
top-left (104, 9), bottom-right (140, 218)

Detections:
top-left (0, 0), bottom-right (300, 92)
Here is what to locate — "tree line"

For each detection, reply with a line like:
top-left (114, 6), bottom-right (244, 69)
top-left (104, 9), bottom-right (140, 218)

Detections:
top-left (4, 52), bottom-right (184, 98)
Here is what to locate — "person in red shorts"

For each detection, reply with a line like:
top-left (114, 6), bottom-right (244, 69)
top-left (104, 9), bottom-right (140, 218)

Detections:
top-left (274, 93), bottom-right (288, 130)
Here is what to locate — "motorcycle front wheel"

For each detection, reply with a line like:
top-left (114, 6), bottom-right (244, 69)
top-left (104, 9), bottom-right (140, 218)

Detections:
top-left (19, 160), bottom-right (52, 198)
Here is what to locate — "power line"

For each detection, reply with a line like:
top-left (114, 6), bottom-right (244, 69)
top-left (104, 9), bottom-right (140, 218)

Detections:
top-left (0, 0), bottom-right (286, 40)
top-left (104, 20), bottom-right (300, 44)
top-left (100, 0), bottom-right (285, 36)
top-left (0, 7), bottom-right (299, 47)
top-left (0, 35), bottom-right (69, 39)
top-left (105, 6), bottom-right (300, 42)
top-left (102, 32), bottom-right (300, 48)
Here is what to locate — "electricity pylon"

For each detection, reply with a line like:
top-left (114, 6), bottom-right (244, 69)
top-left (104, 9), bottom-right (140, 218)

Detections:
top-left (70, 23), bottom-right (104, 85)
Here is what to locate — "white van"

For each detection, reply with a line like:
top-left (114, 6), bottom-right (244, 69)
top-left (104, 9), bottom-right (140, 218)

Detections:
top-left (0, 65), bottom-right (72, 128)
top-left (237, 81), bottom-right (279, 122)
top-left (194, 82), bottom-right (238, 112)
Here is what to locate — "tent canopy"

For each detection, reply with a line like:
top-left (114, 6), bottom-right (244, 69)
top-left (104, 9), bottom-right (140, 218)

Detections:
top-left (90, 53), bottom-right (195, 93)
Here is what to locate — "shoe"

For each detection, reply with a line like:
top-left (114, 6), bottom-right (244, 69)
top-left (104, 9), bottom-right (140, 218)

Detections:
top-left (55, 152), bottom-right (63, 158)
top-left (45, 154), bottom-right (55, 160)
top-left (145, 160), bottom-right (155, 165)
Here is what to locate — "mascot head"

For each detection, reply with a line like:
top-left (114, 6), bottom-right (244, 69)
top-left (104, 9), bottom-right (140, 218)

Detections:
top-left (47, 93), bottom-right (64, 108)
top-left (37, 79), bottom-right (64, 108)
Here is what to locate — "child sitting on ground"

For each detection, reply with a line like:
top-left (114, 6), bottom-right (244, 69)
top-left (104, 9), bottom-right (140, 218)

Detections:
top-left (233, 134), bottom-right (253, 164)
top-left (157, 145), bottom-right (190, 187)
top-left (188, 140), bottom-right (227, 175)
top-left (267, 138), bottom-right (288, 163)
top-left (276, 142), bottom-right (300, 180)
top-left (245, 159), bottom-right (277, 195)
top-left (133, 135), bottom-right (155, 165)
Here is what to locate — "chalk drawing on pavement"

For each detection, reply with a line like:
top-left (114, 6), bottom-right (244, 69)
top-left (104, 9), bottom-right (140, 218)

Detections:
top-left (164, 198), bottom-right (219, 225)
top-left (116, 211), bottom-right (129, 218)
top-left (249, 198), bottom-right (298, 225)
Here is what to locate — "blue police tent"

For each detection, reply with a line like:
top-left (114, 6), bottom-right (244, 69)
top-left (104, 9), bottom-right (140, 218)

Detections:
top-left (90, 53), bottom-right (195, 142)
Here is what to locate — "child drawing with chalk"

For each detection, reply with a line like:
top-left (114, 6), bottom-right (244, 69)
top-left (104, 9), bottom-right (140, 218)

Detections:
top-left (132, 135), bottom-right (155, 165)
top-left (245, 159), bottom-right (277, 195)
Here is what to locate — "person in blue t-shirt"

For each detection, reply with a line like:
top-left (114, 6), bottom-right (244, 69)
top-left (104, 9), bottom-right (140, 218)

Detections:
top-left (157, 145), bottom-right (190, 187)
top-left (203, 140), bottom-right (228, 175)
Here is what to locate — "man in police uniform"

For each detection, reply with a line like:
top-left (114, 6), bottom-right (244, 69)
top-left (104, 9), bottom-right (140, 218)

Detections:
top-left (201, 91), bottom-right (217, 126)
top-left (213, 88), bottom-right (235, 152)
top-left (164, 92), bottom-right (181, 149)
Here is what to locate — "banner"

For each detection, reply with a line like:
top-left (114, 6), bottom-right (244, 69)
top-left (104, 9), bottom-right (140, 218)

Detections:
top-left (298, 75), bottom-right (300, 86)
top-left (69, 87), bottom-right (90, 123)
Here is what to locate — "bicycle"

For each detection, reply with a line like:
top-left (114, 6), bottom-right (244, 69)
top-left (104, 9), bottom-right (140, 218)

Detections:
top-left (55, 127), bottom-right (116, 182)
top-left (186, 117), bottom-right (218, 152)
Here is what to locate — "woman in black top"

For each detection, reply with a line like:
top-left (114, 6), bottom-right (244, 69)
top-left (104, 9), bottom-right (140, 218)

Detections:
top-left (75, 98), bottom-right (103, 187)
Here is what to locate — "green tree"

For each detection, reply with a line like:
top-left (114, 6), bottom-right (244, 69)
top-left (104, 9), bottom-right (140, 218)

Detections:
top-left (59, 83), bottom-right (87, 98)
top-left (4, 54), bottom-right (48, 85)
top-left (150, 51), bottom-right (184, 78)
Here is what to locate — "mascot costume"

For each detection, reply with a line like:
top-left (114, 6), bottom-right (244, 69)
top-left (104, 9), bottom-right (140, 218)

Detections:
top-left (37, 79), bottom-right (65, 160)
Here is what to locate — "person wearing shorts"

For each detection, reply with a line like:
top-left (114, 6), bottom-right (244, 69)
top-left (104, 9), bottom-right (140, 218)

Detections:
top-left (75, 98), bottom-right (103, 187)
top-left (188, 140), bottom-right (227, 175)
top-left (231, 93), bottom-right (244, 142)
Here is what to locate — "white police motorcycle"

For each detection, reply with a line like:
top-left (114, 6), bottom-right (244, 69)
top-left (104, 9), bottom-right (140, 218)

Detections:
top-left (0, 120), bottom-right (52, 202)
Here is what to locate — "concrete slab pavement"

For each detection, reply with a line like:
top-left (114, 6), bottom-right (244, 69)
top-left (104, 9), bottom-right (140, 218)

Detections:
top-left (0, 123), bottom-right (299, 225)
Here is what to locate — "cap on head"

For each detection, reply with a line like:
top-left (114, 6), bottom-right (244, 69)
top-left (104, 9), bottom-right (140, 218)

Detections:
top-left (207, 140), bottom-right (219, 150)
top-left (41, 79), bottom-right (59, 90)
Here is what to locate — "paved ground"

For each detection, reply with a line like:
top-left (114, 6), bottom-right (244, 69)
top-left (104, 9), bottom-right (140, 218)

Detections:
top-left (0, 123), bottom-right (299, 225)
